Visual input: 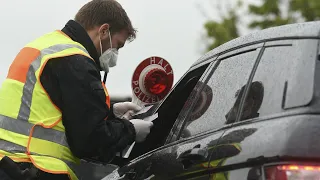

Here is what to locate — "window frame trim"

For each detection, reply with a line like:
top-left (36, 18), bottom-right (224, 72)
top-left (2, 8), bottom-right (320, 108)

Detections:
top-left (235, 45), bottom-right (266, 122)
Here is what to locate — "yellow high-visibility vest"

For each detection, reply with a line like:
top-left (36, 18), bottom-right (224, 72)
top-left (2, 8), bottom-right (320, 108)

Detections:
top-left (0, 30), bottom-right (111, 180)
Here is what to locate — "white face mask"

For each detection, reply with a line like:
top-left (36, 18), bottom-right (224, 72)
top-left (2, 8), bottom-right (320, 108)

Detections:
top-left (99, 31), bottom-right (118, 72)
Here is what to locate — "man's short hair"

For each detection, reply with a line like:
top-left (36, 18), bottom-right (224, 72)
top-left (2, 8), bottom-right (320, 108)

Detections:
top-left (75, 0), bottom-right (136, 41)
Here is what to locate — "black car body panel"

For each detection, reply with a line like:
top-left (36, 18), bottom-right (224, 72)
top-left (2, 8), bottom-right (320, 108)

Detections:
top-left (102, 21), bottom-right (320, 180)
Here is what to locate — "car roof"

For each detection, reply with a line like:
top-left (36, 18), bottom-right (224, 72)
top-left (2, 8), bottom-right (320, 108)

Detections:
top-left (192, 21), bottom-right (320, 67)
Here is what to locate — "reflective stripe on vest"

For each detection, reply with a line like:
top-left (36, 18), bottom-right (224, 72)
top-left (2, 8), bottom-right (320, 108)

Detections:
top-left (0, 30), bottom-right (111, 180)
top-left (0, 115), bottom-right (68, 148)
top-left (15, 42), bottom-right (111, 120)
top-left (17, 43), bottom-right (88, 121)
top-left (0, 139), bottom-right (76, 169)
top-left (0, 140), bottom-right (118, 180)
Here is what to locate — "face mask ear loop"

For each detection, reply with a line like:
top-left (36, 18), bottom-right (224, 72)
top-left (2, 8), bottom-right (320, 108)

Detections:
top-left (99, 36), bottom-right (103, 56)
top-left (103, 72), bottom-right (107, 84)
top-left (102, 30), bottom-right (111, 82)
top-left (108, 30), bottom-right (112, 49)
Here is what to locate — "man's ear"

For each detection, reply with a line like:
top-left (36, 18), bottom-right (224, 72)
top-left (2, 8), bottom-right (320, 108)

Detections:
top-left (99, 23), bottom-right (110, 40)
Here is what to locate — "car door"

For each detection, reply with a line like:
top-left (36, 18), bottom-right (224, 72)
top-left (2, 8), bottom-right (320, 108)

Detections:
top-left (207, 39), bottom-right (319, 179)
top-left (112, 43), bottom-right (264, 180)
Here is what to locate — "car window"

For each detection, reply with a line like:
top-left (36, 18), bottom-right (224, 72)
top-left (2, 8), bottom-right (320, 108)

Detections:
top-left (128, 63), bottom-right (212, 159)
top-left (175, 49), bottom-right (261, 140)
top-left (238, 40), bottom-right (318, 122)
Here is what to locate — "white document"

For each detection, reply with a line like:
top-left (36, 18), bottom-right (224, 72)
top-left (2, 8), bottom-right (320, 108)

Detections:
top-left (142, 113), bottom-right (158, 122)
top-left (132, 105), bottom-right (153, 116)
top-left (116, 113), bottom-right (158, 158)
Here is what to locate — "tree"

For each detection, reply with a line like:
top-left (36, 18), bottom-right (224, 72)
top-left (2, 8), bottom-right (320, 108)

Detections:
top-left (204, 9), bottom-right (239, 51)
top-left (202, 0), bottom-right (320, 51)
top-left (200, 1), bottom-right (242, 52)
top-left (290, 0), bottom-right (320, 21)
top-left (248, 0), bottom-right (293, 29)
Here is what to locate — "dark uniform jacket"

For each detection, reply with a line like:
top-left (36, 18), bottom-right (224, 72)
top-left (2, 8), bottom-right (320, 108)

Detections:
top-left (40, 20), bottom-right (136, 162)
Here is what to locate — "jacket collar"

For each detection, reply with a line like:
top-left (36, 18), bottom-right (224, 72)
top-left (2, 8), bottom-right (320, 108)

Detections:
top-left (61, 20), bottom-right (100, 69)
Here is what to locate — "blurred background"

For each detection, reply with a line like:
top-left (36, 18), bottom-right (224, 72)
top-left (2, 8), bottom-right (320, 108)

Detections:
top-left (0, 0), bottom-right (319, 103)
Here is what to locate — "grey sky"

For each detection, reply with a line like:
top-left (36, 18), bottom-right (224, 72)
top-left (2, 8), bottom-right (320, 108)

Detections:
top-left (0, 0), bottom-right (252, 97)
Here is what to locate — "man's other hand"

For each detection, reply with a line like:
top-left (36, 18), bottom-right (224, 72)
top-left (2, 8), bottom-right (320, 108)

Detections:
top-left (129, 119), bottom-right (153, 142)
top-left (113, 102), bottom-right (142, 120)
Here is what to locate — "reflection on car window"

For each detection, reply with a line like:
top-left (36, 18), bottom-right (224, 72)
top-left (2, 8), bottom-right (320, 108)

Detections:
top-left (178, 50), bottom-right (258, 139)
top-left (241, 45), bottom-right (296, 119)
top-left (228, 81), bottom-right (264, 123)
top-left (177, 82), bottom-right (213, 138)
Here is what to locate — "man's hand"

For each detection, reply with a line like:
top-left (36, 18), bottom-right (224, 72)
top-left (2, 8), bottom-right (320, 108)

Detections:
top-left (113, 102), bottom-right (142, 120)
top-left (130, 119), bottom-right (153, 142)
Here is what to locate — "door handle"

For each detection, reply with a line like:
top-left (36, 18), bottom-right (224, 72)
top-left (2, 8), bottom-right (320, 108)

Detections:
top-left (144, 174), bottom-right (155, 180)
top-left (118, 171), bottom-right (136, 180)
top-left (118, 172), bottom-right (154, 180)
top-left (177, 144), bottom-right (209, 169)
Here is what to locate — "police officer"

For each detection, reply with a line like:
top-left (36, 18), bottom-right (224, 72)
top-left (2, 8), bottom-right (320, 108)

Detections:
top-left (0, 0), bottom-right (153, 179)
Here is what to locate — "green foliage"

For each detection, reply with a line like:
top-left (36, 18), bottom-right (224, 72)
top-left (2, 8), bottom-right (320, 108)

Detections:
top-left (202, 0), bottom-right (320, 51)
top-left (204, 10), bottom-right (239, 51)
top-left (248, 0), bottom-right (293, 29)
top-left (290, 0), bottom-right (320, 21)
top-left (249, 0), bottom-right (281, 16)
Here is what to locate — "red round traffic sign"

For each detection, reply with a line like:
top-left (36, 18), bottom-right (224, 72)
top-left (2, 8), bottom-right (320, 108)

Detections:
top-left (131, 56), bottom-right (174, 104)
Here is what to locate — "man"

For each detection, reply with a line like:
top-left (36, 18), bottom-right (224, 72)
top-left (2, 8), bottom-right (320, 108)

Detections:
top-left (0, 0), bottom-right (153, 179)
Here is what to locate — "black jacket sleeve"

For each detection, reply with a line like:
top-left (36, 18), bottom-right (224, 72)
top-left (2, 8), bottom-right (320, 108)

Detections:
top-left (107, 102), bottom-right (116, 120)
top-left (40, 55), bottom-right (136, 162)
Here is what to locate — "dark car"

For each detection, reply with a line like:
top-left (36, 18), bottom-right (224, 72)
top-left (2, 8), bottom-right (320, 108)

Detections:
top-left (102, 21), bottom-right (320, 180)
